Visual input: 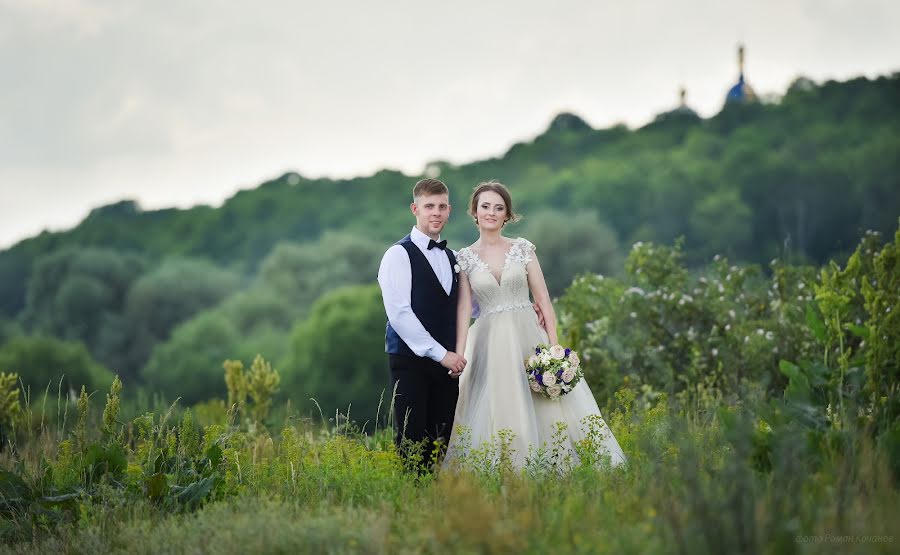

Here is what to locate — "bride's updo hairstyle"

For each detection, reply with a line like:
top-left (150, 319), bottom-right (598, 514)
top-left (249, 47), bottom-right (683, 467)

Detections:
top-left (468, 180), bottom-right (522, 227)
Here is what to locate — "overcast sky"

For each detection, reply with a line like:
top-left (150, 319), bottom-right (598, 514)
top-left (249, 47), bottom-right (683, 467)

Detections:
top-left (1, 0), bottom-right (898, 248)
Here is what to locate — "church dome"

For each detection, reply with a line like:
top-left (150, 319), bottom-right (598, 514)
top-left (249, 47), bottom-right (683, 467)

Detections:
top-left (725, 44), bottom-right (757, 104)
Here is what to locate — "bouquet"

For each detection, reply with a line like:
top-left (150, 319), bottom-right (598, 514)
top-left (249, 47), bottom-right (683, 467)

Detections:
top-left (525, 344), bottom-right (583, 400)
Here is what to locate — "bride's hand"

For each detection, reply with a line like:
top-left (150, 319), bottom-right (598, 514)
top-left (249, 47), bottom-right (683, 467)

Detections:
top-left (441, 351), bottom-right (466, 375)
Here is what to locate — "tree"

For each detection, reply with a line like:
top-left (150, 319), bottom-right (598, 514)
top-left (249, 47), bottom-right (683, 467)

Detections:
top-left (518, 210), bottom-right (621, 296)
top-left (0, 335), bottom-right (113, 396)
top-left (21, 248), bottom-right (147, 378)
top-left (689, 188), bottom-right (753, 258)
top-left (141, 313), bottom-right (241, 404)
top-left (123, 258), bottom-right (240, 374)
top-left (256, 231), bottom-right (383, 318)
top-left (282, 284), bottom-right (387, 423)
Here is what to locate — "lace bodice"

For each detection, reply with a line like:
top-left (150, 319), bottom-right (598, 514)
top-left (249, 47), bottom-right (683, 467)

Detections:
top-left (457, 237), bottom-right (535, 316)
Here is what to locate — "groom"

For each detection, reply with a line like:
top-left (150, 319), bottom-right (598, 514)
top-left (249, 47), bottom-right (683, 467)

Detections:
top-left (377, 178), bottom-right (466, 465)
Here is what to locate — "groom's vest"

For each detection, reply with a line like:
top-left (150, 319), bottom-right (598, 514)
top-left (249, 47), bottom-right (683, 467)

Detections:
top-left (385, 235), bottom-right (459, 358)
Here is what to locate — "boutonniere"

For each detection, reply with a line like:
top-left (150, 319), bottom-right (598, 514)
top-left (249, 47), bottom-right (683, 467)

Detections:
top-left (453, 264), bottom-right (461, 274)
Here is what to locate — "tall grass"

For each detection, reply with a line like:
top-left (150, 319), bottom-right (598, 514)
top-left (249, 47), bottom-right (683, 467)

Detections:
top-left (1, 374), bottom-right (897, 554)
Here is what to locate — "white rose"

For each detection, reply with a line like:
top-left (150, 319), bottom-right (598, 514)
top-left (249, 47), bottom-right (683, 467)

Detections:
top-left (568, 352), bottom-right (580, 368)
top-left (530, 381), bottom-right (542, 393)
top-left (547, 384), bottom-right (562, 398)
top-left (453, 264), bottom-right (461, 273)
top-left (549, 345), bottom-right (566, 359)
top-left (527, 354), bottom-right (539, 367)
top-left (542, 371), bottom-right (557, 386)
top-left (561, 368), bottom-right (576, 383)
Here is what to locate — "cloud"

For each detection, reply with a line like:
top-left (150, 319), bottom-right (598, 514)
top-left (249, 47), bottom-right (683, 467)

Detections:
top-left (0, 0), bottom-right (898, 248)
top-left (0, 0), bottom-right (115, 38)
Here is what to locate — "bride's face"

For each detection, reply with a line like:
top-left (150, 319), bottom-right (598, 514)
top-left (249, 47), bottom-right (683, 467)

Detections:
top-left (475, 191), bottom-right (507, 232)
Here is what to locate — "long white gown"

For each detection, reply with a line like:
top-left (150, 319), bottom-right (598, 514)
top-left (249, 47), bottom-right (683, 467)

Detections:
top-left (444, 238), bottom-right (626, 471)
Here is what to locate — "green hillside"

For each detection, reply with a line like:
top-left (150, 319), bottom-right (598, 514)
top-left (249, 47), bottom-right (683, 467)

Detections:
top-left (0, 73), bottom-right (898, 406)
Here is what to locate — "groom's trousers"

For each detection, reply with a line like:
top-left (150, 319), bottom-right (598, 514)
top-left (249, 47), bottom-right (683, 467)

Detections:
top-left (388, 354), bottom-right (459, 463)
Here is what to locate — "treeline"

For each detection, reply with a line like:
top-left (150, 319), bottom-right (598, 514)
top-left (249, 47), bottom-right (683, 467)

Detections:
top-left (0, 73), bottom-right (898, 412)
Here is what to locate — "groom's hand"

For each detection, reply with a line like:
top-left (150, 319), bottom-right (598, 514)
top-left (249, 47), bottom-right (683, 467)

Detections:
top-left (440, 352), bottom-right (466, 376)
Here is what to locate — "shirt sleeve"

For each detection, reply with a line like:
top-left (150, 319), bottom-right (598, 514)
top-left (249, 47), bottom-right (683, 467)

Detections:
top-left (377, 245), bottom-right (448, 362)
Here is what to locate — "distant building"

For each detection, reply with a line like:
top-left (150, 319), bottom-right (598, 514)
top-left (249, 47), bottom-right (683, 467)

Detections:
top-left (725, 44), bottom-right (758, 104)
top-left (651, 86), bottom-right (699, 126)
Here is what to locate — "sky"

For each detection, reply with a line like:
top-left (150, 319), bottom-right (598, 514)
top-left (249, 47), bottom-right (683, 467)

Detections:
top-left (1, 0), bottom-right (898, 249)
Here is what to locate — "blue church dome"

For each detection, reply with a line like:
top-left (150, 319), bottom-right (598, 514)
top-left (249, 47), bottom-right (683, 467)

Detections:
top-left (725, 45), bottom-right (757, 104)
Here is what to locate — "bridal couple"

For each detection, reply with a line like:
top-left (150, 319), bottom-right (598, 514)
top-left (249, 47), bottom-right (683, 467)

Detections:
top-left (377, 178), bottom-right (625, 471)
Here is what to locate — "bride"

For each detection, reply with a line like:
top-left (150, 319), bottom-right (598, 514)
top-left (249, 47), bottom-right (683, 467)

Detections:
top-left (444, 181), bottom-right (626, 471)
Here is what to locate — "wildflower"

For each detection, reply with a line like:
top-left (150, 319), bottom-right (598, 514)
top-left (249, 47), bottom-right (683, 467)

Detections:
top-left (630, 312), bottom-right (637, 319)
top-left (729, 310), bottom-right (736, 319)
top-left (725, 324), bottom-right (731, 331)
top-left (756, 329), bottom-right (764, 335)
top-left (798, 283), bottom-right (805, 290)
top-left (718, 284), bottom-right (725, 293)
top-left (711, 348), bottom-right (718, 357)
top-left (625, 286), bottom-right (646, 296)
top-left (765, 331), bottom-right (774, 340)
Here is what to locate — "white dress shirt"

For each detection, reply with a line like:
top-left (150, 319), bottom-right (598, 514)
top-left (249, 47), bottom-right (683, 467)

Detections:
top-left (377, 226), bottom-right (456, 362)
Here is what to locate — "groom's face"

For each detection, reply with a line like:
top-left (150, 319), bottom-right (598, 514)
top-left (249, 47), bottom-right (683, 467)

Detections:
top-left (411, 193), bottom-right (451, 238)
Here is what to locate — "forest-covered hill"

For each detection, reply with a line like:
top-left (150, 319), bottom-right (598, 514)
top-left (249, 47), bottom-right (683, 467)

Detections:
top-left (1, 72), bottom-right (898, 407)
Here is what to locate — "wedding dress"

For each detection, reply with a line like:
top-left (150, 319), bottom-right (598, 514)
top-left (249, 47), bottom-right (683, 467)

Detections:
top-left (444, 238), bottom-right (626, 471)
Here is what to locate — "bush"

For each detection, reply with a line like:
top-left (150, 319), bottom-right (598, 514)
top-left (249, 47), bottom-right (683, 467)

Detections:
top-left (0, 335), bottom-right (113, 396)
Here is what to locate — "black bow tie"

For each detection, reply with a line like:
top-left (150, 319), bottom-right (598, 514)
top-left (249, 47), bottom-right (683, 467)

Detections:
top-left (427, 239), bottom-right (447, 251)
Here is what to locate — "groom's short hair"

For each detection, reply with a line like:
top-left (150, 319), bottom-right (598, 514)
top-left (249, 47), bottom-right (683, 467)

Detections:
top-left (413, 179), bottom-right (449, 201)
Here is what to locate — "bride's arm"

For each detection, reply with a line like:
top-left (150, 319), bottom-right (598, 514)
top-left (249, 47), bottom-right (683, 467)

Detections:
top-left (455, 270), bottom-right (473, 355)
top-left (526, 253), bottom-right (558, 345)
